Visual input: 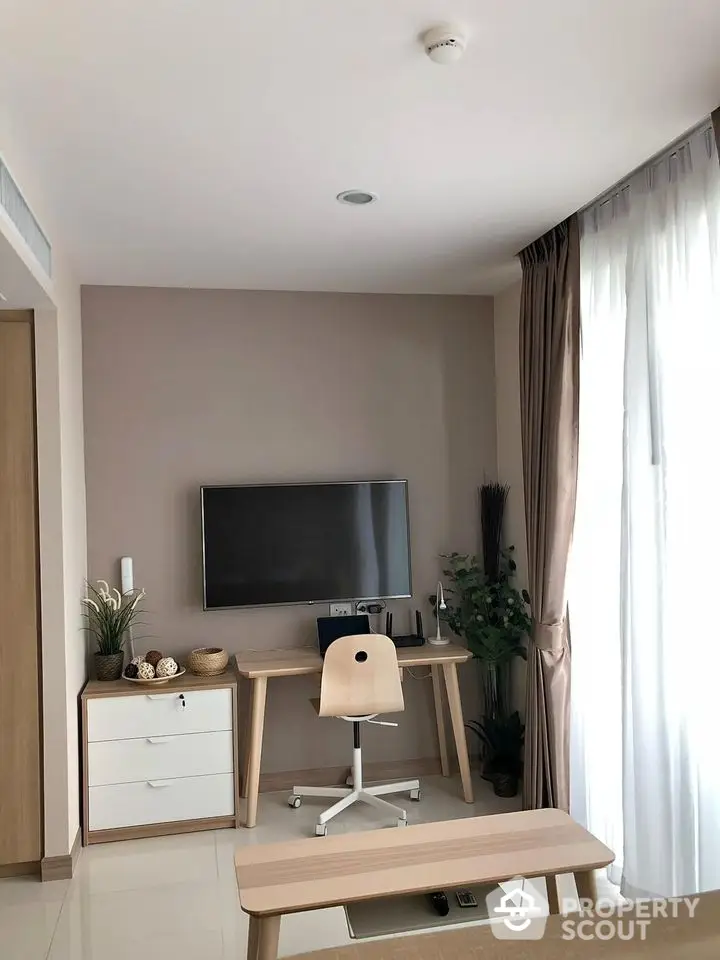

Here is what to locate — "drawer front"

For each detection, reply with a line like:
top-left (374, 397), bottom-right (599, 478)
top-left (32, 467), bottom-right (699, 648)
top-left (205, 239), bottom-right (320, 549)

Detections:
top-left (89, 773), bottom-right (235, 831)
top-left (87, 688), bottom-right (232, 742)
top-left (88, 731), bottom-right (234, 786)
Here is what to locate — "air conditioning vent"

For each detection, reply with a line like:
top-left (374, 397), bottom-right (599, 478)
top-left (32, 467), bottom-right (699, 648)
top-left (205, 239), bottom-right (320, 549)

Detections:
top-left (0, 157), bottom-right (52, 277)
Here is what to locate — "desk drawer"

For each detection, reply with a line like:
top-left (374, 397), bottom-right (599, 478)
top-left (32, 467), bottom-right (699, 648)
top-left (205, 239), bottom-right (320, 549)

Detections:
top-left (89, 773), bottom-right (235, 831)
top-left (88, 731), bottom-right (234, 786)
top-left (87, 688), bottom-right (232, 742)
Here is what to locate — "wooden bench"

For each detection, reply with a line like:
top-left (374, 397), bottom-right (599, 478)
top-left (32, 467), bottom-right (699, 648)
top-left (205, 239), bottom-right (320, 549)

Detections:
top-left (235, 808), bottom-right (614, 960)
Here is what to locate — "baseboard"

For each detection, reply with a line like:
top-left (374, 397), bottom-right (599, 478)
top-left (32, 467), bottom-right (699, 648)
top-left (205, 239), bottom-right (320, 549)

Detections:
top-left (0, 861), bottom-right (40, 878)
top-left (41, 826), bottom-right (81, 882)
top-left (257, 756), bottom-right (444, 794)
top-left (86, 816), bottom-right (236, 845)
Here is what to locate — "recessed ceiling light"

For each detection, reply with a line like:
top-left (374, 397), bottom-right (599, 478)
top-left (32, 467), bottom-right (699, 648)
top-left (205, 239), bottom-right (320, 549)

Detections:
top-left (336, 190), bottom-right (377, 206)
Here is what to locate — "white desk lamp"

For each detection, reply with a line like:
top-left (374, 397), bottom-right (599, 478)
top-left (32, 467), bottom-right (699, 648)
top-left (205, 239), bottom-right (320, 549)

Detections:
top-left (429, 581), bottom-right (449, 646)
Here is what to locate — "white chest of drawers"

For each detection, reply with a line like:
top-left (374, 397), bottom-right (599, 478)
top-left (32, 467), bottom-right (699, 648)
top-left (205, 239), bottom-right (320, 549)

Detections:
top-left (81, 672), bottom-right (239, 844)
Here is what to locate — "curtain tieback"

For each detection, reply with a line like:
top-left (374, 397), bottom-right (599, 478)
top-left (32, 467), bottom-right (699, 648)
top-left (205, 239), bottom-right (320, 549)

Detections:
top-left (532, 619), bottom-right (566, 653)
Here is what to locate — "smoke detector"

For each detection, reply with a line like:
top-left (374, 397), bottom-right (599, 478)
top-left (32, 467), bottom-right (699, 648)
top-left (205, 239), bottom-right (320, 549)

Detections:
top-left (422, 25), bottom-right (467, 65)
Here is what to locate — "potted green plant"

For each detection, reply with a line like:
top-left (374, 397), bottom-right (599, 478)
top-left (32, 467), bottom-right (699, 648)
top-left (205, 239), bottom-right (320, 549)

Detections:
top-left (82, 580), bottom-right (145, 681)
top-left (431, 549), bottom-right (530, 717)
top-left (466, 712), bottom-right (525, 798)
top-left (430, 483), bottom-right (531, 796)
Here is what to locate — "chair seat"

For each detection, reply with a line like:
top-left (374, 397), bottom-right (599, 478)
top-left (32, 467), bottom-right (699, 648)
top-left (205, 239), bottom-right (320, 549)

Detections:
top-left (309, 698), bottom-right (376, 721)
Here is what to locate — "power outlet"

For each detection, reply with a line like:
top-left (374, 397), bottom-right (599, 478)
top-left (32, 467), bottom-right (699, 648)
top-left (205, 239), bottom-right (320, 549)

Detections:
top-left (329, 602), bottom-right (353, 617)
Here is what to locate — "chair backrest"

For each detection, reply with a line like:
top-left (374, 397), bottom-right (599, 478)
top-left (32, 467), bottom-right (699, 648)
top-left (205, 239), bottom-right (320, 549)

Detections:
top-left (318, 634), bottom-right (404, 718)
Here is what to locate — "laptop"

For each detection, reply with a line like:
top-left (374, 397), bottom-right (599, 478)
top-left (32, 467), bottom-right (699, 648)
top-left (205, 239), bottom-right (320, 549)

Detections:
top-left (316, 614), bottom-right (371, 657)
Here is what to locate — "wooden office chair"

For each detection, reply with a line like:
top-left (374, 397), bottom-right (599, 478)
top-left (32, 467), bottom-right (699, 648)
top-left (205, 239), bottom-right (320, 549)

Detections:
top-left (288, 634), bottom-right (421, 836)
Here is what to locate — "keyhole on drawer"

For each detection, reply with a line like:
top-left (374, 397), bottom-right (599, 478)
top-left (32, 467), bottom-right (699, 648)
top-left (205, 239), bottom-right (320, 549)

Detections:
top-left (179, 694), bottom-right (186, 709)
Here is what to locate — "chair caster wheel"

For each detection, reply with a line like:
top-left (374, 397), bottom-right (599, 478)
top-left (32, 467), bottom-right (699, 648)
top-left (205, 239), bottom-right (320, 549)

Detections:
top-left (410, 789), bottom-right (421, 801)
top-left (315, 823), bottom-right (328, 837)
top-left (288, 795), bottom-right (302, 809)
top-left (397, 818), bottom-right (408, 828)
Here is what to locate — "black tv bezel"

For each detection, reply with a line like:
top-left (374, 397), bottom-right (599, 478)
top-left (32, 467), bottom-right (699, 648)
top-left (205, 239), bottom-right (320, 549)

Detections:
top-left (200, 479), bottom-right (413, 611)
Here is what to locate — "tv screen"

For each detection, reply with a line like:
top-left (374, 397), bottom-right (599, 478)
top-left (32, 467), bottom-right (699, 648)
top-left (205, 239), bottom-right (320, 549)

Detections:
top-left (201, 480), bottom-right (412, 609)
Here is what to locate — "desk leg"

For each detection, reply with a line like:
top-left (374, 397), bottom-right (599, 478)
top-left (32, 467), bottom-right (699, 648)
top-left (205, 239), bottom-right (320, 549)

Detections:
top-left (247, 915), bottom-right (280, 960)
top-left (442, 663), bottom-right (474, 803)
top-left (244, 676), bottom-right (268, 828)
top-left (241, 683), bottom-right (252, 799)
top-left (431, 665), bottom-right (450, 778)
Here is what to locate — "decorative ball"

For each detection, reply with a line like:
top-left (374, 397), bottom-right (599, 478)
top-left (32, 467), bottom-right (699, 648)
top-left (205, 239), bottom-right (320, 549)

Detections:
top-left (136, 661), bottom-right (155, 680)
top-left (155, 657), bottom-right (178, 678)
top-left (124, 663), bottom-right (139, 679)
top-left (130, 656), bottom-right (145, 667)
top-left (145, 650), bottom-right (164, 668)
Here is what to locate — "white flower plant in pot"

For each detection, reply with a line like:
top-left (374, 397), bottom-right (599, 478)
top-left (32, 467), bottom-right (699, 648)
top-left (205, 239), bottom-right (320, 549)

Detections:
top-left (82, 580), bottom-right (146, 681)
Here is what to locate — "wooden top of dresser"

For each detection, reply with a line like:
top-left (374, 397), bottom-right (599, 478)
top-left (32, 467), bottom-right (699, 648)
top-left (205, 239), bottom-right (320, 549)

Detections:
top-left (81, 670), bottom-right (237, 699)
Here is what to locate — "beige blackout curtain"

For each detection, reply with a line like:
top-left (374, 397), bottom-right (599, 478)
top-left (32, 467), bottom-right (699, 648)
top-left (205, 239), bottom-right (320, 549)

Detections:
top-left (518, 216), bottom-right (580, 811)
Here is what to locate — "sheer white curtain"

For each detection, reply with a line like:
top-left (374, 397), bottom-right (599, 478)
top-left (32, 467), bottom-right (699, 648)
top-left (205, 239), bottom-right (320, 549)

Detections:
top-left (570, 124), bottom-right (720, 898)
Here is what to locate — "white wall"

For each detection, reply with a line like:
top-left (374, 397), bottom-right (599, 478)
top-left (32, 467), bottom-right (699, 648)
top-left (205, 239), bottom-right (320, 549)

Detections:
top-left (0, 108), bottom-right (87, 857)
top-left (493, 280), bottom-right (528, 711)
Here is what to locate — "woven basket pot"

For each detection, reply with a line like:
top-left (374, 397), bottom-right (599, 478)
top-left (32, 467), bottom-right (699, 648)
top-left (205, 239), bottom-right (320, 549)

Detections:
top-left (187, 646), bottom-right (229, 676)
top-left (95, 652), bottom-right (124, 681)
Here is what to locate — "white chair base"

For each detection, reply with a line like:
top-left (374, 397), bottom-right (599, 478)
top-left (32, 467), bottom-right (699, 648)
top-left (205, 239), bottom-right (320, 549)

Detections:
top-left (289, 743), bottom-right (420, 836)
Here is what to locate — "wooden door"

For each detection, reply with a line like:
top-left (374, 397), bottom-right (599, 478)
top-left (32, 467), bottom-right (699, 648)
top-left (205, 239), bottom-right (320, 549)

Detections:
top-left (0, 312), bottom-right (42, 868)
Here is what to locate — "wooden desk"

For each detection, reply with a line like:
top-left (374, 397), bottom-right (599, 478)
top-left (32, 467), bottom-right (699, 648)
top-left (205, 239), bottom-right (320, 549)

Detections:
top-left (234, 643), bottom-right (473, 828)
top-left (235, 808), bottom-right (615, 960)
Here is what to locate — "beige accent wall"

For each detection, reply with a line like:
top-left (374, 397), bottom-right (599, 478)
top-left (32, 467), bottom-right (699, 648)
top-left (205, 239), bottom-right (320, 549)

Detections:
top-left (493, 280), bottom-right (528, 710)
top-left (82, 286), bottom-right (495, 773)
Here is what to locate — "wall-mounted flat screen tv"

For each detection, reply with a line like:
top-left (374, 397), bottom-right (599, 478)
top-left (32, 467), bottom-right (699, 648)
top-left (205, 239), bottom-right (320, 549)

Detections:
top-left (201, 480), bottom-right (412, 609)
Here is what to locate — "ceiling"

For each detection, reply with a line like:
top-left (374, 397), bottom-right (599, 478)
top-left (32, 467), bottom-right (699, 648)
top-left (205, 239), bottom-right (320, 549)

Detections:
top-left (3, 0), bottom-right (720, 295)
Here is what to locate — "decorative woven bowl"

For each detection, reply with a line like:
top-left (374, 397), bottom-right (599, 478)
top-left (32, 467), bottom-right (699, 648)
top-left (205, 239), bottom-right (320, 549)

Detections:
top-left (124, 667), bottom-right (186, 687)
top-left (187, 646), bottom-right (229, 676)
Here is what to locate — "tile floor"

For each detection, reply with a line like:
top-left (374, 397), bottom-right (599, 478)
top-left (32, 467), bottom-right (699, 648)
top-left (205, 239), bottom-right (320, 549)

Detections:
top-left (0, 775), bottom-right (616, 960)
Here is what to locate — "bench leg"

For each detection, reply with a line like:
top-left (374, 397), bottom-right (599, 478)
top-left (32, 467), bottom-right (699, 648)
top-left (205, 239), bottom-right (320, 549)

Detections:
top-left (247, 915), bottom-right (259, 960)
top-left (248, 915), bottom-right (281, 960)
top-left (546, 874), bottom-right (560, 914)
top-left (574, 869), bottom-right (598, 909)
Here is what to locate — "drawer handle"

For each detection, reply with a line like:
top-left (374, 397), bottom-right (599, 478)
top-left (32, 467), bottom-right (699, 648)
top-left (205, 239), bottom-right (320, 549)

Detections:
top-left (147, 780), bottom-right (174, 788)
top-left (146, 693), bottom-right (187, 707)
top-left (146, 737), bottom-right (173, 744)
